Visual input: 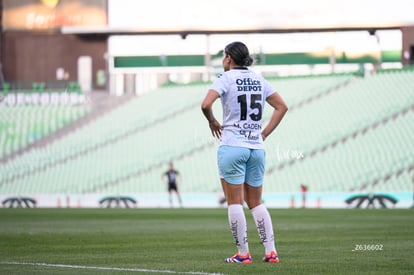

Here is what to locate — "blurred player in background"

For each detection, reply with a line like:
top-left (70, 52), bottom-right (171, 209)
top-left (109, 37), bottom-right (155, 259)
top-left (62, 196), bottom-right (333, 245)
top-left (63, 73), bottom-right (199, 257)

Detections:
top-left (201, 41), bottom-right (288, 263)
top-left (161, 162), bottom-right (183, 207)
top-left (301, 184), bottom-right (308, 208)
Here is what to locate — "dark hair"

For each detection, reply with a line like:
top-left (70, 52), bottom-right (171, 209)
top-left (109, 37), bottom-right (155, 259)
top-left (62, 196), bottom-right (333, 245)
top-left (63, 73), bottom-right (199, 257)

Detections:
top-left (224, 41), bottom-right (253, 67)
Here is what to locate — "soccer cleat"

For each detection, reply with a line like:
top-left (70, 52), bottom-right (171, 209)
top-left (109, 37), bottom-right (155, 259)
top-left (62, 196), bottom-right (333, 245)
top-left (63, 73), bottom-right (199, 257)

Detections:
top-left (262, 251), bottom-right (279, 263)
top-left (224, 252), bottom-right (252, 263)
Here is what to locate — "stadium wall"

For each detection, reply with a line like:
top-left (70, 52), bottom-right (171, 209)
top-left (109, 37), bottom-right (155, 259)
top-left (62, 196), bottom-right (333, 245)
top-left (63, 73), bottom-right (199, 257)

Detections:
top-left (1, 32), bottom-right (107, 91)
top-left (0, 192), bottom-right (412, 209)
top-left (113, 51), bottom-right (401, 68)
top-left (402, 26), bottom-right (414, 65)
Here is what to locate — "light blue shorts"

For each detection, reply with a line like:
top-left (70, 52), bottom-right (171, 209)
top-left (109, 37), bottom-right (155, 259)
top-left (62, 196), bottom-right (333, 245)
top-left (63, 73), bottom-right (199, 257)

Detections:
top-left (218, 145), bottom-right (265, 187)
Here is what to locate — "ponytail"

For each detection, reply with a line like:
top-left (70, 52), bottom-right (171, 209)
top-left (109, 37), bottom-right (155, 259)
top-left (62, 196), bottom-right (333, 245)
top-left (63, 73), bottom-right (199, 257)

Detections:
top-left (225, 41), bottom-right (254, 67)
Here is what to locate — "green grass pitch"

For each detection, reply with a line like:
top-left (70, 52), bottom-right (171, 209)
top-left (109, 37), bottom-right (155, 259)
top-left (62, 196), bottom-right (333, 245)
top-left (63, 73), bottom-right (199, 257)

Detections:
top-left (0, 208), bottom-right (413, 274)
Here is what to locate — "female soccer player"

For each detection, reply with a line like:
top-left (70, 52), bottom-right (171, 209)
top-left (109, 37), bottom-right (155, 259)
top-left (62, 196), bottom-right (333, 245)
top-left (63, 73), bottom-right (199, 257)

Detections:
top-left (201, 41), bottom-right (288, 263)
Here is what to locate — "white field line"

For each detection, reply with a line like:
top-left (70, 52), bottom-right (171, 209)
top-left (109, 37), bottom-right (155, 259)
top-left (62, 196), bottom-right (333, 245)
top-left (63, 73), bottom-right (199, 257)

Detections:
top-left (0, 262), bottom-right (226, 275)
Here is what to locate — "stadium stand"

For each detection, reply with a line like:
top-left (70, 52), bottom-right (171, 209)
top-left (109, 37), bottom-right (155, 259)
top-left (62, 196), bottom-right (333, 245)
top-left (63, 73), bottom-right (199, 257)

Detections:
top-left (0, 81), bottom-right (89, 157)
top-left (0, 69), bottom-right (413, 196)
top-left (264, 68), bottom-right (414, 192)
top-left (0, 101), bottom-right (90, 158)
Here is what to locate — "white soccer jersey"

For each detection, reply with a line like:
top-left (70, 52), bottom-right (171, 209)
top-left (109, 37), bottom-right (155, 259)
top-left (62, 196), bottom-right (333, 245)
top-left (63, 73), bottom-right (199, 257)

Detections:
top-left (210, 67), bottom-right (276, 149)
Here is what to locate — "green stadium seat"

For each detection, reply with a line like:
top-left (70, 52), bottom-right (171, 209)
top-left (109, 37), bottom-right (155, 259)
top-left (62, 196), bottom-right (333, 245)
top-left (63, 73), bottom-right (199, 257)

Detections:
top-left (1, 70), bottom-right (413, 196)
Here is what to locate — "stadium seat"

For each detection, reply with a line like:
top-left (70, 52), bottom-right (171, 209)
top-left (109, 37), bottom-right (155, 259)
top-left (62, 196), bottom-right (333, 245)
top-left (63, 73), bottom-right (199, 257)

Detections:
top-left (1, 70), bottom-right (413, 195)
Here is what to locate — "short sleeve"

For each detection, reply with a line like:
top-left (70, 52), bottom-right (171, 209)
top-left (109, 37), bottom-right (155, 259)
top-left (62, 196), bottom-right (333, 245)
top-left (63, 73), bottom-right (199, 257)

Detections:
top-left (210, 73), bottom-right (228, 96)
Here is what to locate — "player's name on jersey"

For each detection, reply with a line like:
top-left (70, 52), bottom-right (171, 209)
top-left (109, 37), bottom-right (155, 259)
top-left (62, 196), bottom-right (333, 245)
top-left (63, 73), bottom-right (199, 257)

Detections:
top-left (234, 123), bottom-right (262, 130)
top-left (234, 123), bottom-right (261, 140)
top-left (236, 78), bottom-right (262, 92)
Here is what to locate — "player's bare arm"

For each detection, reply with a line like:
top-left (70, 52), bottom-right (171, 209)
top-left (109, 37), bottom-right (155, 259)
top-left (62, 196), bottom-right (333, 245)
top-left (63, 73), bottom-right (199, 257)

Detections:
top-left (261, 92), bottom-right (288, 141)
top-left (201, 89), bottom-right (223, 139)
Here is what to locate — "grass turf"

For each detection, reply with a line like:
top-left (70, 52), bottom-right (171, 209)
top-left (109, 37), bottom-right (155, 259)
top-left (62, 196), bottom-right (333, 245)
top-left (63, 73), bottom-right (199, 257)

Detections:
top-left (0, 208), bottom-right (413, 274)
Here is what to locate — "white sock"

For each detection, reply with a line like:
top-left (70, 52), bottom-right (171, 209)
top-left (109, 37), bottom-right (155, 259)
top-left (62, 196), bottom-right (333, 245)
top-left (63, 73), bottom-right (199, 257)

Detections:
top-left (251, 204), bottom-right (276, 254)
top-left (228, 204), bottom-right (249, 255)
